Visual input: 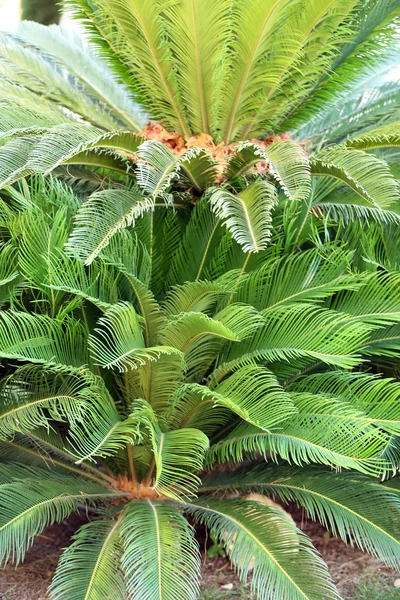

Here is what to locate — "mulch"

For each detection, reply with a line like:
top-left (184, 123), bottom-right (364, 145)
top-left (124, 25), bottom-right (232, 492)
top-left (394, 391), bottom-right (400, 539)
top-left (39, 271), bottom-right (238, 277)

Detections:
top-left (0, 509), bottom-right (397, 599)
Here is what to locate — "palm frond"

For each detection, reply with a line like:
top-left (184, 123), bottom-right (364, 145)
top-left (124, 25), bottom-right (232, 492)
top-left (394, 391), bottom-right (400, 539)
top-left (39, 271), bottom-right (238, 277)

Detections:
top-left (66, 188), bottom-right (154, 265)
top-left (185, 498), bottom-right (339, 600)
top-left (0, 475), bottom-right (123, 566)
top-left (208, 181), bottom-right (277, 253)
top-left (121, 500), bottom-right (200, 600)
top-left (88, 302), bottom-right (182, 372)
top-left (49, 517), bottom-right (126, 600)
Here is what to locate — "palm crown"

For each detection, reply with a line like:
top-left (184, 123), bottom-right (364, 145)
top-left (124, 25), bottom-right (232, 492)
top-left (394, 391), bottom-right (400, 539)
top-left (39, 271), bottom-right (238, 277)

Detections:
top-left (0, 1), bottom-right (400, 599)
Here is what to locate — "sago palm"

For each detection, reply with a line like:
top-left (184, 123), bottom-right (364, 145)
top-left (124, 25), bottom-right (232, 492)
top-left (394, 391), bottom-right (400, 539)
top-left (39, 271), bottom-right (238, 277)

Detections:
top-left (0, 1), bottom-right (399, 599)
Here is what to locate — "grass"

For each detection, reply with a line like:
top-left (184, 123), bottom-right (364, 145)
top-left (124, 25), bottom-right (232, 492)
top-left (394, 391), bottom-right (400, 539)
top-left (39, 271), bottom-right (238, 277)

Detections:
top-left (348, 577), bottom-right (400, 600)
top-left (200, 578), bottom-right (400, 600)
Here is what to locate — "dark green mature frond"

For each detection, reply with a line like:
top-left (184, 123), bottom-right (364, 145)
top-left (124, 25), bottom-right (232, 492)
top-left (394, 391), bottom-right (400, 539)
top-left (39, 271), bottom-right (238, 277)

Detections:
top-left (49, 518), bottom-right (126, 600)
top-left (201, 466), bottom-right (400, 570)
top-left (0, 474), bottom-right (123, 566)
top-left (208, 181), bottom-right (277, 253)
top-left (121, 500), bottom-right (200, 599)
top-left (186, 498), bottom-right (340, 600)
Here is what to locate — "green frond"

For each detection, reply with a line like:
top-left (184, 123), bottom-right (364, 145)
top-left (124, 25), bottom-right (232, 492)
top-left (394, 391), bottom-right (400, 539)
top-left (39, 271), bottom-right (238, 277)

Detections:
top-left (208, 181), bottom-right (277, 253)
top-left (163, 0), bottom-right (231, 136)
top-left (121, 500), bottom-right (200, 600)
top-left (14, 21), bottom-right (145, 131)
top-left (310, 146), bottom-right (399, 209)
top-left (0, 310), bottom-right (89, 371)
top-left (66, 188), bottom-right (154, 265)
top-left (331, 271), bottom-right (400, 326)
top-left (0, 474), bottom-right (123, 566)
top-left (49, 517), bottom-right (126, 600)
top-left (151, 426), bottom-right (209, 500)
top-left (234, 247), bottom-right (361, 311)
top-left (185, 498), bottom-right (339, 600)
top-left (136, 141), bottom-right (180, 198)
top-left (214, 304), bottom-right (372, 380)
top-left (67, 402), bottom-right (142, 464)
top-left (89, 302), bottom-right (182, 372)
top-left (161, 279), bottom-right (233, 316)
top-left (0, 367), bottom-right (92, 439)
top-left (346, 123), bottom-right (400, 152)
top-left (206, 465), bottom-right (400, 570)
top-left (122, 352), bottom-right (185, 414)
top-left (208, 383), bottom-right (389, 477)
top-left (170, 365), bottom-right (295, 433)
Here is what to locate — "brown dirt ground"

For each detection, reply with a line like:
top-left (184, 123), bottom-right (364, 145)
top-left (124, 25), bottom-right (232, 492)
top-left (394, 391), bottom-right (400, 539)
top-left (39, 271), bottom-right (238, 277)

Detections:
top-left (0, 509), bottom-right (397, 600)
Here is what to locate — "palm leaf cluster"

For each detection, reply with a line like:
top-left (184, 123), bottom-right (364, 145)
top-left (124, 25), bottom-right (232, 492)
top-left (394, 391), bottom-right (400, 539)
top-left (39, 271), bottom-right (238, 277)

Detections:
top-left (0, 1), bottom-right (399, 599)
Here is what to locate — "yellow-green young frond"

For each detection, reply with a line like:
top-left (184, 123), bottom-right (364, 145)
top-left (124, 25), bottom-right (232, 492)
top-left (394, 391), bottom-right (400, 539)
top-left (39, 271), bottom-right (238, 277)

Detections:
top-left (14, 21), bottom-right (146, 131)
top-left (185, 499), bottom-right (340, 600)
top-left (122, 352), bottom-right (186, 415)
top-left (208, 181), bottom-right (277, 253)
top-left (0, 242), bottom-right (20, 308)
top-left (346, 123), bottom-right (400, 152)
top-left (68, 0), bottom-right (190, 137)
top-left (88, 302), bottom-right (182, 372)
top-left (0, 474), bottom-right (123, 567)
top-left (202, 465), bottom-right (400, 571)
top-left (310, 146), bottom-right (399, 209)
top-left (163, 0), bottom-right (232, 136)
top-left (66, 189), bottom-right (154, 265)
top-left (121, 501), bottom-right (200, 600)
top-left (151, 426), bottom-right (209, 500)
top-left (49, 518), bottom-right (126, 600)
top-left (161, 279), bottom-right (234, 317)
top-left (169, 365), bottom-right (296, 433)
top-left (219, 0), bottom-right (300, 143)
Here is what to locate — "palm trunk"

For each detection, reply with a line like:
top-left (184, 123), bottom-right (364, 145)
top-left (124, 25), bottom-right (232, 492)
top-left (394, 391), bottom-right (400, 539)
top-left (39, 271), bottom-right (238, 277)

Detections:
top-left (21, 0), bottom-right (61, 25)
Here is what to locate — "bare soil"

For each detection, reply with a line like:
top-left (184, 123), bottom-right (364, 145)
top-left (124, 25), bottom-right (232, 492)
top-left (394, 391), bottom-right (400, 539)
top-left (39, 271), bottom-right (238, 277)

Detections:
top-left (0, 510), bottom-right (397, 599)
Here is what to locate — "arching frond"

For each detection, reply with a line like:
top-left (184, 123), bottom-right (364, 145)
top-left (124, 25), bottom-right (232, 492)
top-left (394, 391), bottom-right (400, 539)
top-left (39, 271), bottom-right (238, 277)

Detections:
top-left (0, 311), bottom-right (89, 370)
top-left (121, 500), bottom-right (200, 600)
top-left (0, 367), bottom-right (93, 439)
top-left (214, 304), bottom-right (372, 379)
top-left (311, 146), bottom-right (399, 209)
top-left (208, 181), bottom-right (277, 253)
top-left (0, 475), bottom-right (123, 566)
top-left (234, 247), bottom-right (361, 311)
top-left (185, 498), bottom-right (339, 600)
top-left (66, 188), bottom-right (154, 265)
top-left (161, 279), bottom-right (233, 317)
top-left (151, 426), bottom-right (209, 500)
top-left (89, 303), bottom-right (182, 372)
top-left (14, 21), bottom-right (145, 131)
top-left (49, 517), bottom-right (126, 600)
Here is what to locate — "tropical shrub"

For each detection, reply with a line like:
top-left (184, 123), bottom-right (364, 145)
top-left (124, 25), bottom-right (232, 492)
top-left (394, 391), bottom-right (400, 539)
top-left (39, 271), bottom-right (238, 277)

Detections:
top-left (0, 1), bottom-right (399, 599)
